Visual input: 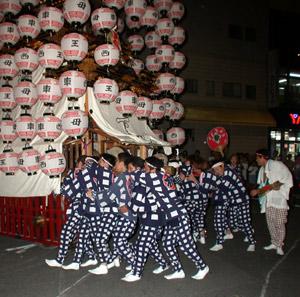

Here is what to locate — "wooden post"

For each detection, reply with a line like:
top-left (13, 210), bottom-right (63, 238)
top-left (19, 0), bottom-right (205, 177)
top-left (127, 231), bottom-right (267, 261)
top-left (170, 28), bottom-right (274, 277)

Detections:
top-left (139, 145), bottom-right (148, 159)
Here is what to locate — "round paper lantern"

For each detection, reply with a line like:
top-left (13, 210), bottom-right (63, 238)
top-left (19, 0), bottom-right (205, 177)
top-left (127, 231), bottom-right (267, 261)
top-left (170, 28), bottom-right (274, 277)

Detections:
top-left (14, 47), bottom-right (38, 74)
top-left (169, 51), bottom-right (186, 71)
top-left (94, 44), bottom-right (120, 67)
top-left (14, 81), bottom-right (38, 108)
top-left (170, 76), bottom-right (185, 96)
top-left (17, 15), bottom-right (40, 41)
top-left (155, 18), bottom-right (174, 42)
top-left (145, 31), bottom-right (161, 50)
top-left (37, 78), bottom-right (62, 105)
top-left (93, 77), bottom-right (119, 104)
top-left (0, 22), bottom-right (20, 47)
top-left (124, 0), bottom-right (147, 22)
top-left (170, 101), bottom-right (184, 120)
top-left (161, 97), bottom-right (176, 118)
top-left (61, 33), bottom-right (88, 62)
top-left (145, 54), bottom-right (162, 72)
top-left (132, 58), bottom-right (144, 75)
top-left (168, 1), bottom-right (185, 24)
top-left (38, 6), bottom-right (64, 34)
top-left (166, 127), bottom-right (185, 145)
top-left (0, 54), bottom-right (19, 79)
top-left (20, 0), bottom-right (39, 8)
top-left (135, 96), bottom-right (152, 119)
top-left (115, 90), bottom-right (138, 117)
top-left (0, 86), bottom-right (16, 110)
top-left (61, 109), bottom-right (88, 138)
top-left (18, 145), bottom-right (40, 175)
top-left (59, 70), bottom-right (87, 99)
top-left (91, 7), bottom-right (117, 33)
top-left (36, 113), bottom-right (62, 141)
top-left (155, 44), bottom-right (175, 64)
top-left (0, 146), bottom-right (19, 175)
top-left (0, 0), bottom-right (21, 17)
top-left (63, 0), bottom-right (91, 27)
top-left (15, 113), bottom-right (36, 141)
top-left (117, 17), bottom-right (125, 33)
top-left (149, 99), bottom-right (165, 120)
top-left (140, 6), bottom-right (158, 29)
top-left (40, 147), bottom-right (66, 177)
top-left (156, 72), bottom-right (176, 92)
top-left (38, 43), bottom-right (64, 70)
top-left (207, 127), bottom-right (229, 154)
top-left (125, 15), bottom-right (141, 31)
top-left (0, 116), bottom-right (16, 143)
top-left (103, 0), bottom-right (126, 10)
top-left (128, 34), bottom-right (144, 53)
top-left (152, 129), bottom-right (164, 140)
top-left (169, 26), bottom-right (185, 48)
top-left (153, 0), bottom-right (173, 17)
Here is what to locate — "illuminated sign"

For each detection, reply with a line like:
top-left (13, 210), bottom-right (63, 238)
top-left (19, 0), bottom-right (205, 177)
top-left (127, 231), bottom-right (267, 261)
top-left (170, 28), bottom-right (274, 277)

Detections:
top-left (289, 113), bottom-right (300, 125)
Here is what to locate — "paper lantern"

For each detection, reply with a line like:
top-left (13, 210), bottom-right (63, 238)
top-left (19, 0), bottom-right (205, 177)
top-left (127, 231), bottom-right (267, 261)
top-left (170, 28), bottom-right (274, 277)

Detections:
top-left (36, 113), bottom-right (62, 141)
top-left (40, 147), bottom-right (66, 177)
top-left (153, 0), bottom-right (173, 17)
top-left (166, 127), bottom-right (185, 145)
top-left (14, 47), bottom-right (38, 74)
top-left (0, 54), bottom-right (19, 79)
top-left (91, 7), bottom-right (117, 32)
top-left (20, 0), bottom-right (39, 8)
top-left (103, 0), bottom-right (126, 10)
top-left (135, 96), bottom-right (152, 119)
top-left (207, 127), bottom-right (229, 153)
top-left (94, 44), bottom-right (120, 67)
top-left (169, 51), bottom-right (186, 71)
top-left (15, 113), bottom-right (36, 141)
top-left (18, 145), bottom-right (40, 175)
top-left (152, 129), bottom-right (164, 140)
top-left (38, 6), bottom-right (64, 34)
top-left (63, 0), bottom-right (91, 26)
top-left (156, 72), bottom-right (176, 92)
top-left (0, 86), bottom-right (16, 110)
top-left (168, 1), bottom-right (185, 24)
top-left (170, 76), bottom-right (185, 96)
top-left (128, 34), bottom-right (144, 53)
top-left (93, 77), bottom-right (119, 104)
top-left (0, 12), bottom-right (3, 23)
top-left (170, 101), bottom-right (184, 121)
top-left (115, 90), bottom-right (138, 117)
top-left (125, 15), bottom-right (141, 31)
top-left (14, 81), bottom-right (38, 108)
top-left (0, 116), bottom-right (16, 143)
top-left (145, 54), bottom-right (162, 72)
top-left (0, 22), bottom-right (20, 47)
top-left (155, 44), bottom-right (175, 64)
top-left (117, 17), bottom-right (125, 33)
top-left (37, 78), bottom-right (62, 105)
top-left (132, 58), bottom-right (144, 75)
top-left (59, 70), bottom-right (87, 99)
top-left (38, 43), bottom-right (64, 70)
top-left (124, 0), bottom-right (147, 22)
top-left (169, 26), bottom-right (185, 48)
top-left (17, 15), bottom-right (40, 40)
top-left (149, 99), bottom-right (165, 120)
top-left (61, 33), bottom-right (88, 62)
top-left (155, 18), bottom-right (174, 42)
top-left (145, 31), bottom-right (161, 50)
top-left (0, 146), bottom-right (19, 175)
top-left (161, 97), bottom-right (176, 118)
top-left (140, 6), bottom-right (158, 29)
top-left (0, 0), bottom-right (21, 17)
top-left (61, 109), bottom-right (88, 138)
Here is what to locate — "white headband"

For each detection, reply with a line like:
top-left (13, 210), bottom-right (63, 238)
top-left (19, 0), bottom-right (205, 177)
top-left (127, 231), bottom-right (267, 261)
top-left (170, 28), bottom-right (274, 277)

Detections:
top-left (101, 156), bottom-right (113, 168)
top-left (211, 161), bottom-right (224, 169)
top-left (145, 161), bottom-right (157, 169)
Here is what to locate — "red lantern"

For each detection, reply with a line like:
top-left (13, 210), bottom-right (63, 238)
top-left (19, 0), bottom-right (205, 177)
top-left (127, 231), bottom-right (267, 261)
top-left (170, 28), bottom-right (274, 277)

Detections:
top-left (103, 0), bottom-right (126, 10)
top-left (124, 0), bottom-right (147, 22)
top-left (91, 7), bottom-right (117, 33)
top-left (207, 127), bottom-right (229, 154)
top-left (40, 147), bottom-right (66, 177)
top-left (153, 0), bottom-right (173, 17)
top-left (14, 81), bottom-right (38, 108)
top-left (38, 6), bottom-right (64, 34)
top-left (168, 1), bottom-right (185, 24)
top-left (169, 51), bottom-right (186, 71)
top-left (145, 54), bottom-right (162, 72)
top-left (0, 22), bottom-right (20, 47)
top-left (59, 70), bottom-right (87, 99)
top-left (36, 113), bottom-right (62, 141)
top-left (37, 78), bottom-right (62, 105)
top-left (93, 77), bottom-right (119, 104)
top-left (38, 43), bottom-right (64, 70)
top-left (63, 0), bottom-right (91, 26)
top-left (169, 26), bottom-right (185, 48)
top-left (17, 15), bottom-right (40, 41)
top-left (132, 58), bottom-right (144, 75)
top-left (149, 99), bottom-right (165, 120)
top-left (170, 76), bottom-right (185, 96)
top-left (170, 101), bottom-right (184, 121)
top-left (0, 146), bottom-right (19, 175)
top-left (155, 18), bottom-right (174, 42)
top-left (18, 145), bottom-right (40, 175)
top-left (152, 129), bottom-right (164, 140)
top-left (61, 33), bottom-right (88, 62)
top-left (128, 34), bottom-right (144, 53)
top-left (145, 31), bottom-right (162, 50)
top-left (161, 97), bottom-right (176, 118)
top-left (94, 44), bottom-right (120, 67)
top-left (0, 0), bottom-right (21, 17)
top-left (15, 113), bottom-right (36, 141)
top-left (166, 127), bottom-right (185, 145)
top-left (140, 6), bottom-right (158, 28)
top-left (0, 86), bottom-right (16, 111)
top-left (115, 90), bottom-right (138, 117)
top-left (125, 15), bottom-right (141, 31)
top-left (0, 116), bottom-right (16, 143)
top-left (0, 54), bottom-right (19, 79)
top-left (155, 44), bottom-right (175, 64)
top-left (14, 47), bottom-right (38, 74)
top-left (135, 96), bottom-right (152, 119)
top-left (156, 72), bottom-right (176, 93)
top-left (61, 109), bottom-right (88, 138)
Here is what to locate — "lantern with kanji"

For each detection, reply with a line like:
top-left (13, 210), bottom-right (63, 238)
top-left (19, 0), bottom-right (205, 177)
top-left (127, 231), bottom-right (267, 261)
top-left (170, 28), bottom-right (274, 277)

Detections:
top-left (169, 26), bottom-right (185, 48)
top-left (152, 128), bottom-right (164, 141)
top-left (168, 1), bottom-right (185, 24)
top-left (38, 43), bottom-right (64, 70)
top-left (40, 146), bottom-right (66, 178)
top-left (93, 77), bottom-right (119, 104)
top-left (140, 6), bottom-right (158, 29)
top-left (91, 7), bottom-right (117, 33)
top-left (36, 113), bottom-right (62, 141)
top-left (14, 47), bottom-right (39, 75)
top-left (124, 0), bottom-right (147, 22)
top-left (0, 0), bottom-right (21, 18)
top-left (170, 101), bottom-right (184, 121)
top-left (63, 0), bottom-right (91, 28)
top-left (135, 96), bottom-right (152, 119)
top-left (0, 22), bottom-right (20, 47)
top-left (18, 145), bottom-right (40, 175)
top-left (59, 70), bottom-right (87, 100)
top-left (145, 31), bottom-right (161, 51)
top-left (161, 97), bottom-right (176, 119)
top-left (14, 81), bottom-right (38, 108)
top-left (207, 127), bottom-right (229, 156)
top-left (155, 18), bottom-right (174, 43)
top-left (0, 146), bottom-right (19, 175)
top-left (0, 54), bottom-right (19, 80)
top-left (128, 34), bottom-right (144, 54)
top-left (155, 44), bottom-right (175, 66)
top-left (125, 15), bottom-right (141, 31)
top-left (103, 0), bottom-right (126, 10)
top-left (0, 86), bottom-right (16, 111)
top-left (17, 14), bottom-right (40, 42)
top-left (37, 78), bottom-right (62, 105)
top-left (156, 72), bottom-right (176, 93)
top-left (15, 113), bottom-right (36, 141)
top-left (0, 115), bottom-right (16, 143)
top-left (61, 109), bottom-right (88, 138)
top-left (61, 33), bottom-right (88, 62)
top-left (166, 127), bottom-right (185, 145)
top-left (94, 44), bottom-right (120, 67)
top-left (38, 6), bottom-right (64, 34)
top-left (169, 51), bottom-right (186, 72)
top-left (132, 58), bottom-right (144, 75)
top-left (170, 76), bottom-right (185, 98)
top-left (115, 90), bottom-right (138, 117)
top-left (145, 54), bottom-right (162, 72)
top-left (149, 99), bottom-right (165, 121)
top-left (153, 0), bottom-right (173, 17)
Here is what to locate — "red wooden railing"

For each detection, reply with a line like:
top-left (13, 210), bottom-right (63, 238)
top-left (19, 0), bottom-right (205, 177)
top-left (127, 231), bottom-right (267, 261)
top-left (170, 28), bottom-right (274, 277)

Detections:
top-left (0, 194), bottom-right (68, 246)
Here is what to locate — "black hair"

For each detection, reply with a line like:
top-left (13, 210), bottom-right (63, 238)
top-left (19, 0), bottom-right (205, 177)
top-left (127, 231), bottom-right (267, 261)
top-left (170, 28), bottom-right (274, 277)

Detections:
top-left (101, 153), bottom-right (117, 167)
top-left (117, 152), bottom-right (132, 164)
top-left (77, 155), bottom-right (88, 164)
top-left (256, 148), bottom-right (270, 159)
top-left (145, 156), bottom-right (164, 170)
top-left (126, 156), bottom-right (145, 169)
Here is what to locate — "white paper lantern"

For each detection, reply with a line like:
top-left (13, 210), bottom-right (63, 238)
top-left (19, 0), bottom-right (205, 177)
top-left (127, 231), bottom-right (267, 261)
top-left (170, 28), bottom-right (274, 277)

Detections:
top-left (152, 129), bottom-right (164, 140)
top-left (124, 0), bottom-right (147, 21)
top-left (117, 17), bottom-right (125, 33)
top-left (94, 44), bottom-right (120, 67)
top-left (125, 15), bottom-right (141, 31)
top-left (168, 1), bottom-right (185, 24)
top-left (132, 58), bottom-right (144, 75)
top-left (140, 6), bottom-right (158, 28)
top-left (145, 31), bottom-right (161, 50)
top-left (166, 127), bottom-right (185, 145)
top-left (0, 22), bottom-right (20, 47)
top-left (63, 0), bottom-right (91, 26)
top-left (153, 0), bottom-right (173, 17)
top-left (169, 51), bottom-right (186, 71)
top-left (20, 0), bottom-right (39, 8)
top-left (156, 72), bottom-right (176, 92)
top-left (17, 15), bottom-right (40, 40)
top-left (0, 54), bottom-right (19, 79)
top-left (128, 34), bottom-right (144, 53)
top-left (169, 26), bottom-right (185, 48)
top-left (14, 47), bottom-right (38, 74)
top-left (0, 0), bottom-right (21, 17)
top-left (149, 99), bottom-right (165, 120)
top-left (91, 7), bottom-right (117, 32)
top-left (155, 18), bottom-right (174, 42)
top-left (59, 70), bottom-right (87, 99)
top-left (0, 86), bottom-right (16, 110)
top-left (61, 109), bottom-right (88, 137)
top-left (38, 6), bottom-right (64, 33)
top-left (161, 97), bottom-right (176, 118)
top-left (38, 43), bottom-right (64, 70)
top-left (93, 78), bottom-right (119, 104)
top-left (170, 76), bottom-right (185, 96)
top-left (37, 78), bottom-right (62, 105)
top-left (115, 90), bottom-right (138, 117)
top-left (40, 148), bottom-right (66, 178)
top-left (18, 145), bottom-right (40, 175)
top-left (0, 117), bottom-right (16, 143)
top-left (103, 0), bottom-right (126, 10)
top-left (14, 81), bottom-right (38, 108)
top-left (36, 114), bottom-right (62, 141)
top-left (15, 113), bottom-right (36, 141)
top-left (145, 54), bottom-right (162, 72)
top-left (170, 101), bottom-right (184, 120)
top-left (0, 147), bottom-right (19, 175)
top-left (155, 44), bottom-right (175, 64)
top-left (61, 33), bottom-right (88, 62)
top-left (135, 96), bottom-right (152, 119)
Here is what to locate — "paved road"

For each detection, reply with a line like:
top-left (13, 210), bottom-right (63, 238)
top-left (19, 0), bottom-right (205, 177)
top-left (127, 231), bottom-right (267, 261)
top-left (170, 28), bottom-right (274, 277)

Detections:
top-left (0, 203), bottom-right (299, 297)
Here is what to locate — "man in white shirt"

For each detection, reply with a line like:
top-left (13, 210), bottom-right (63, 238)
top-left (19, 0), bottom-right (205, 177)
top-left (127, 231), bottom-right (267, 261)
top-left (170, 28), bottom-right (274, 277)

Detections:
top-left (250, 149), bottom-right (293, 256)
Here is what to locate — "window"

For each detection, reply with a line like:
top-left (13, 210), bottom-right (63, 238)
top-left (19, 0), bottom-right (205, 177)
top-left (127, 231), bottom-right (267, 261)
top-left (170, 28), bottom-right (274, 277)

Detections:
top-left (245, 85), bottom-right (256, 100)
top-left (228, 24), bottom-right (243, 40)
top-left (206, 80), bottom-right (215, 96)
top-left (222, 82), bottom-right (242, 98)
top-left (185, 79), bottom-right (198, 94)
top-left (245, 27), bottom-right (256, 42)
